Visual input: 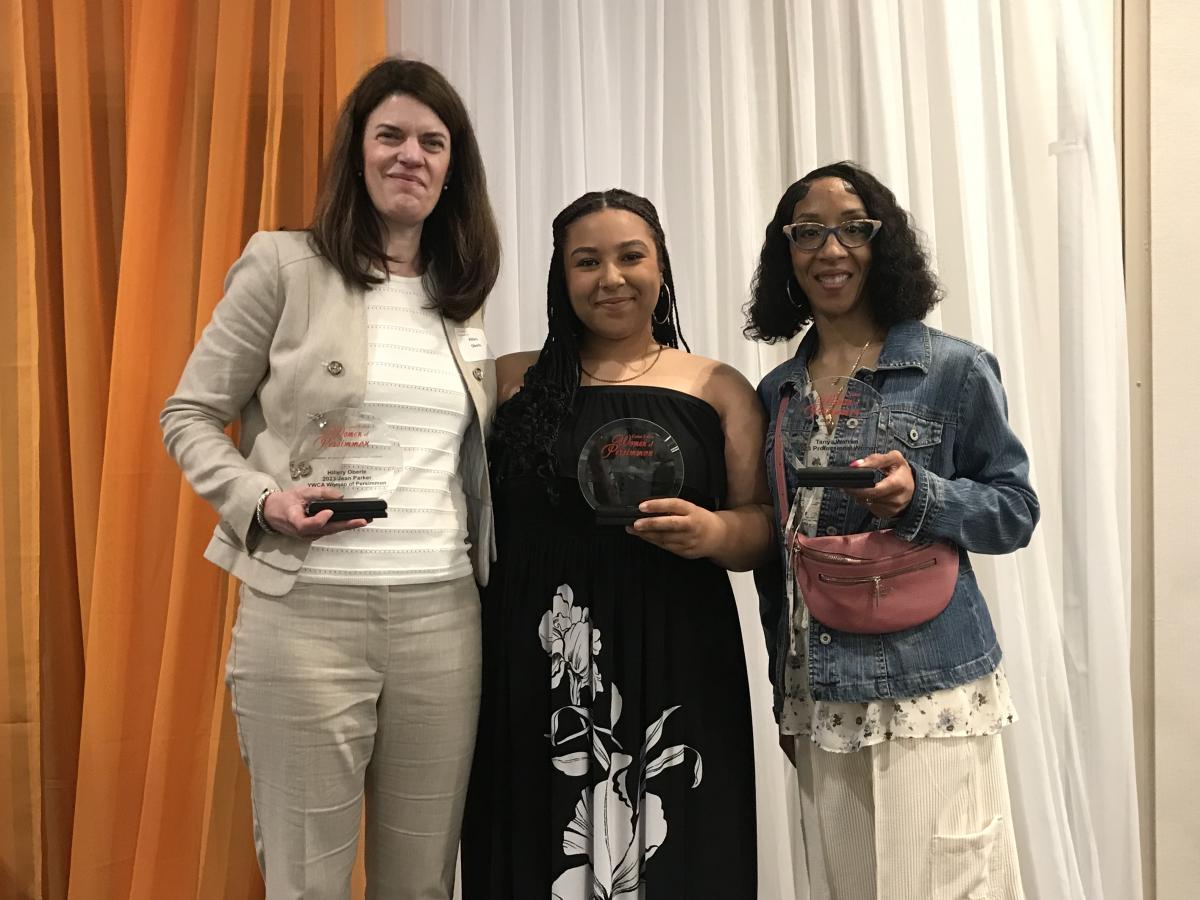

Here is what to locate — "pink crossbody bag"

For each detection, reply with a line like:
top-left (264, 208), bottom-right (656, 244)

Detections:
top-left (773, 391), bottom-right (959, 635)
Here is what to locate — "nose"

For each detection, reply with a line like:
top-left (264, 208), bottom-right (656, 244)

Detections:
top-left (396, 136), bottom-right (422, 166)
top-left (599, 261), bottom-right (625, 289)
top-left (815, 230), bottom-right (849, 260)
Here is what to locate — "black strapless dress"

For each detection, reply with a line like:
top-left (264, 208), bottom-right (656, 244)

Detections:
top-left (462, 386), bottom-right (756, 899)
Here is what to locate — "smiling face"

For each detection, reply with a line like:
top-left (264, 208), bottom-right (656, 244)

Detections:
top-left (790, 177), bottom-right (873, 322)
top-left (360, 93), bottom-right (451, 231)
top-left (563, 208), bottom-right (662, 344)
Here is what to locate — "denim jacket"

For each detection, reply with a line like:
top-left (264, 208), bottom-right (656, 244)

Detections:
top-left (755, 320), bottom-right (1039, 714)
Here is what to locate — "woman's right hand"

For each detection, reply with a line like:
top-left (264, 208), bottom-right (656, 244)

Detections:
top-left (262, 486), bottom-right (369, 538)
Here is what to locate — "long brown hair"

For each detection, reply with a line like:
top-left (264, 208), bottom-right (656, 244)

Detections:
top-left (309, 57), bottom-right (501, 320)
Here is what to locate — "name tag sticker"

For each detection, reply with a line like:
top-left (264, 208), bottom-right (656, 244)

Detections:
top-left (455, 327), bottom-right (491, 362)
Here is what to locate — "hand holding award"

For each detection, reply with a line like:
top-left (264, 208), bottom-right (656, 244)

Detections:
top-left (262, 407), bottom-right (403, 538)
top-left (577, 417), bottom-right (685, 526)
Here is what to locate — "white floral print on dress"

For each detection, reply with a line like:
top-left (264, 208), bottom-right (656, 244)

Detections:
top-left (542, 584), bottom-right (703, 899)
top-left (540, 584), bottom-right (604, 704)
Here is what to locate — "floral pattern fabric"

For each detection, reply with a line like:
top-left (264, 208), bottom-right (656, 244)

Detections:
top-left (542, 585), bottom-right (703, 899)
top-left (460, 387), bottom-right (757, 899)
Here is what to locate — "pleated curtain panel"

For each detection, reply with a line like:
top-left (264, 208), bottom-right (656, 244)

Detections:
top-left (2, 1), bottom-right (1139, 899)
top-left (2, 1), bottom-right (384, 897)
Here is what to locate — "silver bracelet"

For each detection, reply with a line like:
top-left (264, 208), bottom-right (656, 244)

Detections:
top-left (255, 488), bottom-right (279, 535)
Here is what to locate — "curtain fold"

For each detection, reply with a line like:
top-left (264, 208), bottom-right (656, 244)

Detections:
top-left (3, 0), bottom-right (47, 895)
top-left (1, 1), bottom-right (384, 897)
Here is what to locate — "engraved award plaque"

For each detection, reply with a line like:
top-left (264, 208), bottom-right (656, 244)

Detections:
top-left (288, 407), bottom-right (404, 501)
top-left (577, 417), bottom-right (685, 526)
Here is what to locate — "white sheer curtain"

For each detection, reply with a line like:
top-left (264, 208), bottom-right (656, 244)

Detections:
top-left (387, 3), bottom-right (1140, 898)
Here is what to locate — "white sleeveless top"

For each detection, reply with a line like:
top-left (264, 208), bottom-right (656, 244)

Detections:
top-left (297, 275), bottom-right (474, 585)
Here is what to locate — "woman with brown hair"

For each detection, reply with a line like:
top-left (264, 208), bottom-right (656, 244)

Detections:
top-left (161, 58), bottom-right (500, 899)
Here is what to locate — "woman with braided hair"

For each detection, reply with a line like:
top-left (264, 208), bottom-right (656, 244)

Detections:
top-left (461, 189), bottom-right (771, 898)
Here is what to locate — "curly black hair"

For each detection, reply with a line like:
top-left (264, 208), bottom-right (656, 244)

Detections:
top-left (489, 189), bottom-right (688, 498)
top-left (744, 161), bottom-right (941, 342)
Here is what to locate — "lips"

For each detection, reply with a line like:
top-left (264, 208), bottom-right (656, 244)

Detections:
top-left (815, 272), bottom-right (851, 288)
top-left (595, 296), bottom-right (635, 307)
top-left (388, 172), bottom-right (424, 187)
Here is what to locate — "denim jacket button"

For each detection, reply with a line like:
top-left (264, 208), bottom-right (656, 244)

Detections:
top-left (825, 526), bottom-right (838, 536)
top-left (909, 426), bottom-right (920, 441)
top-left (847, 418), bottom-right (859, 429)
top-left (819, 632), bottom-right (832, 645)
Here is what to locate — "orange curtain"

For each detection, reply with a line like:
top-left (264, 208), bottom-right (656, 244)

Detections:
top-left (1, 1), bottom-right (386, 897)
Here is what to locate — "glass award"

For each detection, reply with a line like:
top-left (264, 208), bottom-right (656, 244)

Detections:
top-left (577, 417), bottom-right (685, 526)
top-left (288, 407), bottom-right (404, 500)
top-left (792, 376), bottom-right (884, 521)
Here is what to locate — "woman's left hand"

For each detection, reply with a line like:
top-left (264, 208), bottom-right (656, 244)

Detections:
top-left (845, 451), bottom-right (915, 518)
top-left (626, 497), bottom-right (725, 559)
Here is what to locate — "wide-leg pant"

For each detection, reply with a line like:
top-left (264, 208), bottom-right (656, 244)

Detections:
top-left (227, 576), bottom-right (482, 900)
top-left (794, 733), bottom-right (1025, 900)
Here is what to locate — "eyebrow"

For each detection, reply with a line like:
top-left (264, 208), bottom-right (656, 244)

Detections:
top-left (794, 209), bottom-right (870, 222)
top-left (569, 239), bottom-right (649, 257)
top-left (373, 123), bottom-right (448, 139)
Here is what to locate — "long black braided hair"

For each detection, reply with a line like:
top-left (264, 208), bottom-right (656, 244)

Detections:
top-left (489, 188), bottom-right (689, 500)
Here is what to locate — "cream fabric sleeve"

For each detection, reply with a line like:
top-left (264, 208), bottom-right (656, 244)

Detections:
top-left (160, 232), bottom-right (285, 547)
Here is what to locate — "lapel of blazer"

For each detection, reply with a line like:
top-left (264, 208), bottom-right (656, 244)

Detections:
top-left (441, 308), bottom-right (497, 436)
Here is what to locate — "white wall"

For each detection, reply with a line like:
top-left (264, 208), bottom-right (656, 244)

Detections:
top-left (1148, 0), bottom-right (1200, 894)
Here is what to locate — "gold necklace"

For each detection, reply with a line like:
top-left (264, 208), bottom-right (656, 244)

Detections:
top-left (814, 335), bottom-right (877, 430)
top-left (580, 343), bottom-right (664, 384)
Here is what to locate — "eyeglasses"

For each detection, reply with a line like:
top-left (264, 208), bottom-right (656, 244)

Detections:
top-left (782, 219), bottom-right (882, 251)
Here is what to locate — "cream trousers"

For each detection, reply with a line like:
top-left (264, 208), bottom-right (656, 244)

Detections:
top-left (227, 576), bottom-right (481, 900)
top-left (794, 733), bottom-right (1025, 900)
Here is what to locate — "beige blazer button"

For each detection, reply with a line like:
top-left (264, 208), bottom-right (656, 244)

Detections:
top-left (326, 360), bottom-right (345, 376)
top-left (472, 366), bottom-right (483, 381)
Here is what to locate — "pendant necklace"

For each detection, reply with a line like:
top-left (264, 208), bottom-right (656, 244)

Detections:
top-left (815, 334), bottom-right (877, 431)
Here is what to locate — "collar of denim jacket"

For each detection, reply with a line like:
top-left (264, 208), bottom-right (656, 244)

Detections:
top-left (872, 319), bottom-right (932, 372)
top-left (777, 317), bottom-right (932, 394)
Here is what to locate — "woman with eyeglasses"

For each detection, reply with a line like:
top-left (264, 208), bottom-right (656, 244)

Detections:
top-left (748, 162), bottom-right (1037, 899)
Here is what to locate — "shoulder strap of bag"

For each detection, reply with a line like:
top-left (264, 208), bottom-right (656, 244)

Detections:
top-left (772, 389), bottom-right (793, 532)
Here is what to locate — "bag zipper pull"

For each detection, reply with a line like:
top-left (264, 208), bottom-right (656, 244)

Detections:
top-left (873, 576), bottom-right (883, 609)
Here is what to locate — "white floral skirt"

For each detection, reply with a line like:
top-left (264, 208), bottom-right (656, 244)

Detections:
top-left (781, 635), bottom-right (1018, 752)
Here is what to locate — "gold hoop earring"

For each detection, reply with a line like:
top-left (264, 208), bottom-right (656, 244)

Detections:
top-left (652, 284), bottom-right (671, 326)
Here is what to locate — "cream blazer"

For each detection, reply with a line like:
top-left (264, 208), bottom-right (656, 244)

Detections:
top-left (161, 230), bottom-right (497, 595)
